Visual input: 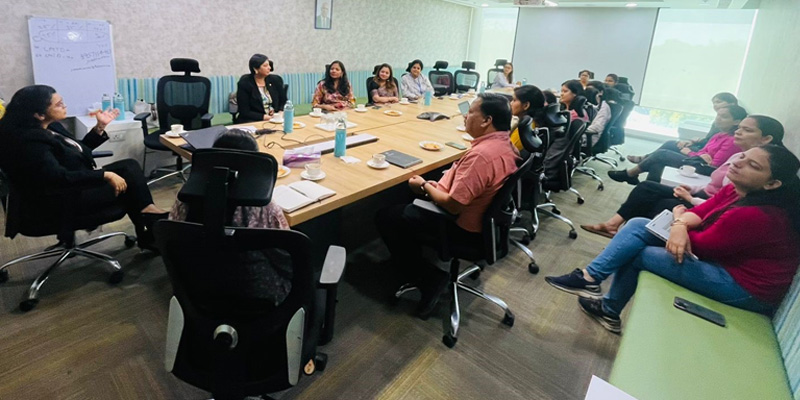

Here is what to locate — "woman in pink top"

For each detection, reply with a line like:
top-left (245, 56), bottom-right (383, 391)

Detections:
top-left (608, 105), bottom-right (747, 185)
top-left (581, 115), bottom-right (784, 238)
top-left (560, 80), bottom-right (589, 122)
top-left (547, 144), bottom-right (800, 333)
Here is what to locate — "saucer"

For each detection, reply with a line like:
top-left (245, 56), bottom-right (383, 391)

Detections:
top-left (398, 101), bottom-right (410, 105)
top-left (309, 112), bottom-right (323, 118)
top-left (461, 133), bottom-right (474, 141)
top-left (270, 117), bottom-right (284, 123)
top-left (300, 171), bottom-right (326, 181)
top-left (679, 172), bottom-right (699, 178)
top-left (291, 122), bottom-right (306, 129)
top-left (384, 110), bottom-right (403, 116)
top-left (165, 130), bottom-right (185, 138)
top-left (354, 108), bottom-right (368, 113)
top-left (449, 96), bottom-right (460, 100)
top-left (419, 141), bottom-right (443, 151)
top-left (367, 160), bottom-right (390, 169)
top-left (277, 165), bottom-right (291, 178)
top-left (456, 125), bottom-right (466, 132)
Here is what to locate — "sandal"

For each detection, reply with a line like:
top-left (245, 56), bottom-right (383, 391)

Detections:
top-left (580, 224), bottom-right (616, 239)
top-left (626, 155), bottom-right (643, 164)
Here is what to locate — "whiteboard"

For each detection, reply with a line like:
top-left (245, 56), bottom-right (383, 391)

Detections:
top-left (28, 16), bottom-right (117, 117)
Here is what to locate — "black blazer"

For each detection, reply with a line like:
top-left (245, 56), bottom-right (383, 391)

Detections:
top-left (236, 74), bottom-right (286, 123)
top-left (0, 122), bottom-right (108, 198)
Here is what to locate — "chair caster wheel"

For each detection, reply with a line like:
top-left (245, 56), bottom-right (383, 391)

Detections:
top-left (577, 197), bottom-right (585, 205)
top-left (20, 299), bottom-right (39, 312)
top-left (620, 156), bottom-right (625, 162)
top-left (0, 269), bottom-right (8, 283)
top-left (569, 230), bottom-right (578, 239)
top-left (598, 185), bottom-right (604, 191)
top-left (314, 353), bottom-right (328, 372)
top-left (552, 208), bottom-right (561, 215)
top-left (469, 270), bottom-right (481, 280)
top-left (520, 235), bottom-right (531, 245)
top-left (124, 235), bottom-right (137, 248)
top-left (442, 334), bottom-right (458, 348)
top-left (502, 313), bottom-right (515, 327)
top-left (108, 270), bottom-right (124, 284)
top-left (528, 262), bottom-right (539, 274)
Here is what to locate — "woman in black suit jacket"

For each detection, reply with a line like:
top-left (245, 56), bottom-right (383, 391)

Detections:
top-left (236, 54), bottom-right (286, 123)
top-left (0, 85), bottom-right (167, 251)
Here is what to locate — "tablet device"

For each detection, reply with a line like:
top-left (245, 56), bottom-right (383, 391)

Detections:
top-left (380, 150), bottom-right (422, 169)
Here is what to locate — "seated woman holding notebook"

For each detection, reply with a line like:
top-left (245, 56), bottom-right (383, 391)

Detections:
top-left (169, 129), bottom-right (292, 305)
top-left (545, 144), bottom-right (800, 334)
top-left (581, 115), bottom-right (784, 239)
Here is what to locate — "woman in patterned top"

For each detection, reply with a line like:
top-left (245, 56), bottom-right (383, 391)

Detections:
top-left (368, 63), bottom-right (400, 104)
top-left (312, 60), bottom-right (355, 111)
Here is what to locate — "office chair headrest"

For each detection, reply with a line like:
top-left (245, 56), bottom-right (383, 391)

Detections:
top-left (178, 149), bottom-right (278, 207)
top-left (572, 96), bottom-right (588, 117)
top-left (433, 60), bottom-right (449, 70)
top-left (494, 59), bottom-right (508, 68)
top-left (170, 58), bottom-right (201, 75)
top-left (518, 116), bottom-right (543, 152)
top-left (373, 64), bottom-right (382, 75)
top-left (544, 103), bottom-right (568, 125)
top-left (461, 61), bottom-right (476, 70)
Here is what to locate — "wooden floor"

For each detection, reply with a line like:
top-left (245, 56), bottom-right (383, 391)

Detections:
top-left (0, 138), bottom-right (656, 399)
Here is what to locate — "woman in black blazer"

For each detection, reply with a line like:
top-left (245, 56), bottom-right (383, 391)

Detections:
top-left (0, 85), bottom-right (167, 251)
top-left (236, 54), bottom-right (286, 123)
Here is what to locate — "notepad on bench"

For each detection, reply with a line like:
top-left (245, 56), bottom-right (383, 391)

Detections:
top-left (272, 181), bottom-right (336, 213)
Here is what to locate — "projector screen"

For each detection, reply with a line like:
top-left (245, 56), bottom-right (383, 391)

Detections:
top-left (512, 8), bottom-right (658, 103)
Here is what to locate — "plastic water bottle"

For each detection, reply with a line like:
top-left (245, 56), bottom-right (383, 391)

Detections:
top-left (522, 78), bottom-right (528, 86)
top-left (424, 90), bottom-right (432, 106)
top-left (101, 93), bottom-right (112, 112)
top-left (334, 117), bottom-right (346, 157)
top-left (479, 81), bottom-right (486, 94)
top-left (113, 93), bottom-right (125, 121)
top-left (283, 100), bottom-right (294, 133)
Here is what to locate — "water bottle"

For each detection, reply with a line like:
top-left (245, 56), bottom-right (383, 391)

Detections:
top-left (283, 100), bottom-right (294, 133)
top-left (522, 78), bottom-right (528, 86)
top-left (424, 90), bottom-right (432, 106)
top-left (334, 117), bottom-right (346, 158)
top-left (101, 93), bottom-right (112, 112)
top-left (479, 81), bottom-right (486, 94)
top-left (113, 93), bottom-right (125, 121)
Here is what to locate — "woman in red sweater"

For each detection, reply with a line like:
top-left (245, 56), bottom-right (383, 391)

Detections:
top-left (546, 145), bottom-right (800, 333)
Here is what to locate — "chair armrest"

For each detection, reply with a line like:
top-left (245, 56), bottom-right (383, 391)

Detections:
top-left (91, 150), bottom-right (113, 158)
top-left (200, 113), bottom-right (213, 128)
top-left (412, 199), bottom-right (456, 221)
top-left (134, 112), bottom-right (151, 122)
top-left (319, 245), bottom-right (346, 287)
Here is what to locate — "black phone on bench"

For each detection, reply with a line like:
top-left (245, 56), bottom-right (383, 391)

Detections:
top-left (674, 297), bottom-right (726, 327)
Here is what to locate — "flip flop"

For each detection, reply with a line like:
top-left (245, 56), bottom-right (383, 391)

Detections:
top-left (580, 224), bottom-right (616, 239)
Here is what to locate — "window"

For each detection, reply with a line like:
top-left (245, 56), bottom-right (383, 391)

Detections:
top-left (474, 8), bottom-right (519, 84)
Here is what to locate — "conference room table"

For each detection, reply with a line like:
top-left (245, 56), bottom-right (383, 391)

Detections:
top-left (160, 97), bottom-right (474, 227)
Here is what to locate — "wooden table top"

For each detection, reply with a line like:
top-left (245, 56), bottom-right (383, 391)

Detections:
top-left (159, 97), bottom-right (475, 226)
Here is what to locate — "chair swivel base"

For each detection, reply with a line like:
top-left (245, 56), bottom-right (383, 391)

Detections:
top-left (147, 164), bottom-right (191, 186)
top-left (575, 166), bottom-right (605, 191)
top-left (395, 262), bottom-right (514, 348)
top-left (533, 204), bottom-right (578, 239)
top-left (509, 227), bottom-right (539, 274)
top-left (0, 231), bottom-right (135, 312)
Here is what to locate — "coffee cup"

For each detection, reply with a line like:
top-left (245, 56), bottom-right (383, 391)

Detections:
top-left (312, 107), bottom-right (322, 115)
top-left (371, 153), bottom-right (386, 165)
top-left (400, 97), bottom-right (409, 103)
top-left (171, 124), bottom-right (183, 134)
top-left (467, 88), bottom-right (476, 94)
top-left (305, 163), bottom-right (322, 178)
top-left (356, 104), bottom-right (366, 110)
top-left (679, 165), bottom-right (696, 177)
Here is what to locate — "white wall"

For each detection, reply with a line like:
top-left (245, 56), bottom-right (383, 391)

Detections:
top-left (467, 8), bottom-right (519, 83)
top-left (512, 8), bottom-right (658, 102)
top-left (737, 0), bottom-right (800, 156)
top-left (0, 0), bottom-right (471, 96)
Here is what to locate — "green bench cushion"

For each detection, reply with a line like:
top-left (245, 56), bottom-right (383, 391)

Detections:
top-left (609, 271), bottom-right (792, 400)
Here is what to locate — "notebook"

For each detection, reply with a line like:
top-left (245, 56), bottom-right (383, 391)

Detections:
top-left (381, 150), bottom-right (422, 169)
top-left (272, 181), bottom-right (336, 213)
top-left (645, 209), bottom-right (673, 241)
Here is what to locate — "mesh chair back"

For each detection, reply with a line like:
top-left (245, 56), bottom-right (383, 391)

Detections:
top-left (543, 119), bottom-right (585, 192)
top-left (156, 59), bottom-right (211, 131)
top-left (592, 102), bottom-right (623, 154)
top-left (429, 61), bottom-right (453, 96)
top-left (454, 60), bottom-right (480, 93)
top-left (610, 99), bottom-right (634, 146)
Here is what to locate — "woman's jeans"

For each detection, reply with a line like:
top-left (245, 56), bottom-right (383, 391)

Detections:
top-left (584, 218), bottom-right (773, 317)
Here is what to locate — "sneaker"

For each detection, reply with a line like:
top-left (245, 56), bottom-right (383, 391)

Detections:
top-left (545, 268), bottom-right (602, 299)
top-left (578, 297), bottom-right (621, 334)
top-left (607, 170), bottom-right (640, 185)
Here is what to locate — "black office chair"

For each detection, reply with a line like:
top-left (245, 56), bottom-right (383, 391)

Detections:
top-left (395, 154), bottom-right (534, 348)
top-left (608, 98), bottom-right (635, 161)
top-left (0, 155), bottom-right (136, 312)
top-left (486, 59), bottom-right (507, 89)
top-left (454, 61), bottom-right (480, 93)
top-left (155, 148), bottom-right (345, 399)
top-left (581, 101), bottom-right (624, 170)
top-left (429, 61), bottom-right (454, 96)
top-left (134, 58), bottom-right (213, 185)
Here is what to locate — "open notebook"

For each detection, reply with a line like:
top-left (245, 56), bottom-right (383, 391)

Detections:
top-left (272, 181), bottom-right (336, 213)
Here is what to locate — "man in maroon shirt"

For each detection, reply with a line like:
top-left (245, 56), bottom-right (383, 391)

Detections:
top-left (376, 94), bottom-right (520, 319)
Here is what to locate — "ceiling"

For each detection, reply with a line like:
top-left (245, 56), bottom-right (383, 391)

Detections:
top-left (442, 0), bottom-right (760, 8)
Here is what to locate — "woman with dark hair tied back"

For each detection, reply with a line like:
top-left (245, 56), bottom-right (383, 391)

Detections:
top-left (0, 85), bottom-right (168, 251)
top-left (604, 74), bottom-right (619, 87)
top-left (400, 59), bottom-right (433, 101)
top-left (578, 70), bottom-right (593, 89)
top-left (312, 60), bottom-right (355, 111)
top-left (547, 144), bottom-right (800, 333)
top-left (508, 85), bottom-right (547, 151)
top-left (492, 62), bottom-right (516, 88)
top-left (236, 54), bottom-right (287, 123)
top-left (584, 87), bottom-right (620, 146)
top-left (561, 79), bottom-right (588, 122)
top-left (169, 129), bottom-right (292, 304)
top-left (368, 63), bottom-right (400, 104)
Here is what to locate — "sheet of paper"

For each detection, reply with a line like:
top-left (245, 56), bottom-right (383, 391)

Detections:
top-left (584, 376), bottom-right (638, 400)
